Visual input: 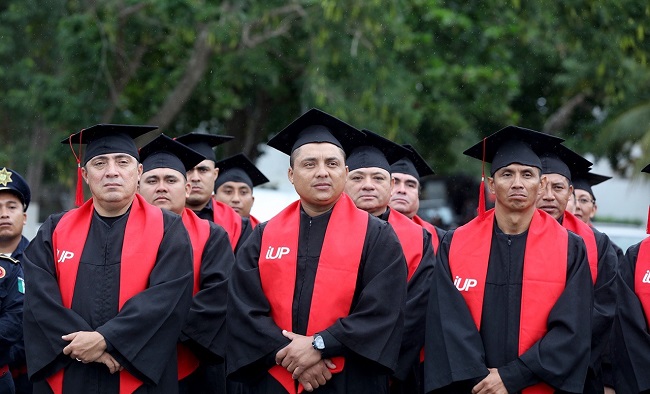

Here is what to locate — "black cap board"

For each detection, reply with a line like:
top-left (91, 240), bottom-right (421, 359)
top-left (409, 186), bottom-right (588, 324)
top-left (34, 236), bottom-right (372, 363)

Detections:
top-left (267, 108), bottom-right (366, 156)
top-left (174, 132), bottom-right (234, 163)
top-left (62, 124), bottom-right (159, 165)
top-left (140, 134), bottom-right (206, 178)
top-left (0, 167), bottom-right (31, 210)
top-left (539, 144), bottom-right (593, 183)
top-left (390, 144), bottom-right (435, 181)
top-left (214, 153), bottom-right (270, 190)
top-left (572, 169), bottom-right (611, 200)
top-left (642, 164), bottom-right (650, 174)
top-left (463, 125), bottom-right (565, 175)
top-left (346, 129), bottom-right (410, 173)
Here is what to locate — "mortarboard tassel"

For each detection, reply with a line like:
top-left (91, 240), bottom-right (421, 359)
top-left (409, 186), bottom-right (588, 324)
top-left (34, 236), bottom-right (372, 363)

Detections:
top-left (477, 137), bottom-right (487, 219)
top-left (69, 130), bottom-right (84, 207)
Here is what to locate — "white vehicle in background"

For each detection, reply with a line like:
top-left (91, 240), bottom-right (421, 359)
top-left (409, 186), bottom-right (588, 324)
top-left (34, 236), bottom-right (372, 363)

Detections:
top-left (594, 222), bottom-right (647, 252)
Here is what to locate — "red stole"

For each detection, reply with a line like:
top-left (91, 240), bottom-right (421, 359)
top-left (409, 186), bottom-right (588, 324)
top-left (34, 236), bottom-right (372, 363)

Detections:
top-left (448, 209), bottom-right (567, 394)
top-left (258, 194), bottom-right (368, 394)
top-left (176, 209), bottom-right (211, 380)
top-left (249, 215), bottom-right (260, 229)
top-left (50, 194), bottom-right (164, 394)
top-left (634, 237), bottom-right (650, 326)
top-left (413, 215), bottom-right (439, 254)
top-left (562, 211), bottom-right (598, 284)
top-left (387, 209), bottom-right (424, 281)
top-left (210, 197), bottom-right (242, 251)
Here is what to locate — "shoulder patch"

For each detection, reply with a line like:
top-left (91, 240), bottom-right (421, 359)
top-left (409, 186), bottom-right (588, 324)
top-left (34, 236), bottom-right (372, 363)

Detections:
top-left (0, 266), bottom-right (5, 278)
top-left (17, 277), bottom-right (25, 294)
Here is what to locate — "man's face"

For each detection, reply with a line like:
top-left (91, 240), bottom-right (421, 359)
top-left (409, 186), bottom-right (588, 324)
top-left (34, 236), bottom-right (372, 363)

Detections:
top-left (390, 172), bottom-right (420, 219)
top-left (82, 153), bottom-right (141, 211)
top-left (488, 163), bottom-right (545, 213)
top-left (215, 181), bottom-right (254, 218)
top-left (186, 159), bottom-right (218, 208)
top-left (0, 192), bottom-right (26, 243)
top-left (574, 189), bottom-right (597, 225)
top-left (139, 168), bottom-right (190, 215)
top-left (536, 172), bottom-right (573, 220)
top-left (288, 143), bottom-right (348, 212)
top-left (345, 167), bottom-right (393, 216)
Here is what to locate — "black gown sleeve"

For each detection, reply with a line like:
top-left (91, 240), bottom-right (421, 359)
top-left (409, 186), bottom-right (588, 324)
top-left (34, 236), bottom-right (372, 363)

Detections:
top-left (612, 242), bottom-right (650, 393)
top-left (394, 228), bottom-right (434, 380)
top-left (180, 222), bottom-right (235, 363)
top-left (94, 212), bottom-right (194, 385)
top-left (234, 217), bottom-right (253, 254)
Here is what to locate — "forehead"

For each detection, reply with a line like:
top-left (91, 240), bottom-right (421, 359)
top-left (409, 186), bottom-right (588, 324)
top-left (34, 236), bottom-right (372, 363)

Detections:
top-left (0, 191), bottom-right (22, 203)
top-left (497, 163), bottom-right (539, 173)
top-left (143, 167), bottom-right (185, 180)
top-left (294, 142), bottom-right (345, 161)
top-left (89, 152), bottom-right (137, 162)
top-left (545, 172), bottom-right (570, 185)
top-left (349, 167), bottom-right (390, 177)
top-left (193, 159), bottom-right (216, 170)
top-left (218, 181), bottom-right (252, 190)
top-left (392, 172), bottom-right (419, 184)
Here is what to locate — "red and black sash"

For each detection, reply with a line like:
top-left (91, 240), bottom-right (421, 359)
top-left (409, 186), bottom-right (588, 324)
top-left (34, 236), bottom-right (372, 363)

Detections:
top-left (249, 215), bottom-right (260, 229)
top-left (449, 209), bottom-right (567, 394)
top-left (634, 237), bottom-right (650, 326)
top-left (258, 194), bottom-right (368, 394)
top-left (562, 211), bottom-right (598, 284)
top-left (387, 209), bottom-right (423, 281)
top-left (176, 208), bottom-right (211, 380)
top-left (50, 194), bottom-right (164, 394)
top-left (413, 215), bottom-right (439, 254)
top-left (210, 197), bottom-right (242, 251)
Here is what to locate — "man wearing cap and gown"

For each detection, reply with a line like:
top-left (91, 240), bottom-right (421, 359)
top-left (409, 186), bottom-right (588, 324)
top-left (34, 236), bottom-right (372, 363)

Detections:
top-left (214, 153), bottom-right (270, 228)
top-left (0, 167), bottom-right (31, 393)
top-left (342, 130), bottom-right (434, 394)
top-left (611, 163), bottom-right (650, 394)
top-left (227, 109), bottom-right (407, 393)
top-left (175, 133), bottom-right (252, 252)
top-left (572, 171), bottom-right (611, 228)
top-left (535, 146), bottom-right (617, 394)
top-left (424, 126), bottom-right (593, 393)
top-left (138, 135), bottom-right (235, 394)
top-left (389, 144), bottom-right (446, 254)
top-left (22, 124), bottom-right (194, 393)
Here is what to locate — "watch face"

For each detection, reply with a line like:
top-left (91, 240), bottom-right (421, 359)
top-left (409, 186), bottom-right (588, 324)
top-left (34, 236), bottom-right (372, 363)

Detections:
top-left (314, 335), bottom-right (325, 350)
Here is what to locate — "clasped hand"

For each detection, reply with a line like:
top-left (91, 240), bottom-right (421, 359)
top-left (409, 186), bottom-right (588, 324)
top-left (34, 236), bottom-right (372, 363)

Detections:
top-left (62, 331), bottom-right (123, 373)
top-left (275, 330), bottom-right (336, 392)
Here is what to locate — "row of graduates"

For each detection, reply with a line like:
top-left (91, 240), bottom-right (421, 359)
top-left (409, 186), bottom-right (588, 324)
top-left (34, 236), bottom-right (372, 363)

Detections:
top-left (13, 108), bottom-right (650, 393)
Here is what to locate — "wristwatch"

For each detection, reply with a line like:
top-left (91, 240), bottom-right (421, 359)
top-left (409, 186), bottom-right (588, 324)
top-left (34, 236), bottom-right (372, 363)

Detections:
top-left (312, 334), bottom-right (325, 352)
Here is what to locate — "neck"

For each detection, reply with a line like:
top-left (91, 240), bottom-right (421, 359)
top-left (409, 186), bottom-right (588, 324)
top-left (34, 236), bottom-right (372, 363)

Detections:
top-left (494, 206), bottom-right (535, 235)
top-left (93, 195), bottom-right (135, 217)
top-left (0, 236), bottom-right (21, 255)
top-left (186, 198), bottom-right (209, 212)
top-left (370, 206), bottom-right (389, 217)
top-left (301, 197), bottom-right (340, 217)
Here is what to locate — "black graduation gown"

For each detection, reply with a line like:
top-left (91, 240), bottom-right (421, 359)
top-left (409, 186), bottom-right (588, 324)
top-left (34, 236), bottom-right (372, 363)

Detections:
top-left (23, 208), bottom-right (194, 394)
top-left (424, 222), bottom-right (593, 394)
top-left (378, 210), bottom-right (435, 394)
top-left (179, 222), bottom-right (235, 394)
top-left (581, 226), bottom-right (617, 393)
top-left (612, 241), bottom-right (650, 393)
top-left (194, 199), bottom-right (252, 253)
top-left (227, 207), bottom-right (407, 393)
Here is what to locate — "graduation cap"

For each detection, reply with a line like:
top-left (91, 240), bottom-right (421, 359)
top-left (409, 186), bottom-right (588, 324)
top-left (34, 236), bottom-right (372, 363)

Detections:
top-left (571, 169), bottom-right (611, 201)
top-left (463, 125), bottom-right (564, 217)
top-left (140, 134), bottom-right (206, 178)
top-left (214, 153), bottom-right (270, 190)
top-left (390, 144), bottom-right (435, 182)
top-left (346, 129), bottom-right (410, 173)
top-left (0, 167), bottom-right (31, 211)
top-left (62, 124), bottom-right (159, 206)
top-left (539, 144), bottom-right (593, 183)
top-left (174, 132), bottom-right (234, 163)
top-left (642, 164), bottom-right (650, 174)
top-left (267, 108), bottom-right (366, 156)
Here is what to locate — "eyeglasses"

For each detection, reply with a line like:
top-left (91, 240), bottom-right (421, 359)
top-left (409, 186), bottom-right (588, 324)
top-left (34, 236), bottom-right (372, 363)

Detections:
top-left (577, 197), bottom-right (595, 205)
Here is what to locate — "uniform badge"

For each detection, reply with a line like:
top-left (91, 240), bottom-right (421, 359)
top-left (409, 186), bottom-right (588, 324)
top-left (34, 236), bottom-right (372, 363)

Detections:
top-left (0, 168), bottom-right (12, 187)
top-left (0, 266), bottom-right (5, 279)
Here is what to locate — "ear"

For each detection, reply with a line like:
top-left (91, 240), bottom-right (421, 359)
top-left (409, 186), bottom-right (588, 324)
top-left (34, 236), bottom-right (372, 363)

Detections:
top-left (137, 163), bottom-right (143, 180)
top-left (81, 167), bottom-right (89, 185)
top-left (539, 175), bottom-right (548, 193)
top-left (22, 212), bottom-right (27, 226)
top-left (389, 176), bottom-right (395, 193)
top-left (185, 181), bottom-right (191, 199)
top-left (487, 177), bottom-right (495, 194)
top-left (287, 167), bottom-right (294, 184)
top-left (590, 203), bottom-right (598, 219)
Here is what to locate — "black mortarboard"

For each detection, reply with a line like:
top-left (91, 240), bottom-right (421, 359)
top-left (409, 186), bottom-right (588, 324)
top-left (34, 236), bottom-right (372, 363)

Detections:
top-left (0, 167), bottom-right (31, 210)
top-left (390, 144), bottom-right (435, 181)
top-left (463, 125), bottom-right (565, 176)
top-left (572, 169), bottom-right (611, 200)
top-left (62, 124), bottom-right (159, 165)
top-left (642, 164), bottom-right (650, 174)
top-left (346, 129), bottom-right (410, 173)
top-left (174, 132), bottom-right (234, 163)
top-left (539, 144), bottom-right (592, 183)
top-left (140, 134), bottom-right (205, 178)
top-left (267, 108), bottom-right (366, 156)
top-left (214, 153), bottom-right (270, 190)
